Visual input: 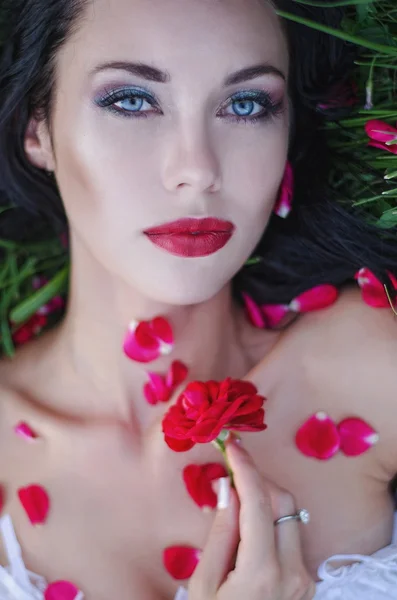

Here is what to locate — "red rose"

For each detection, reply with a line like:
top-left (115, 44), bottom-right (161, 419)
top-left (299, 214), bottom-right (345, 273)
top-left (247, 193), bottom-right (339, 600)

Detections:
top-left (162, 378), bottom-right (267, 452)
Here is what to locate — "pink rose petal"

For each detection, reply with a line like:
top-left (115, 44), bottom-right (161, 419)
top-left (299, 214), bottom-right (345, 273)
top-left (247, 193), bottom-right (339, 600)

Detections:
top-left (144, 362), bottom-right (189, 406)
top-left (14, 422), bottom-right (38, 441)
top-left (355, 268), bottom-right (397, 308)
top-left (183, 463), bottom-right (228, 510)
top-left (166, 361), bottom-right (189, 389)
top-left (0, 488), bottom-right (4, 514)
top-left (12, 314), bottom-right (48, 346)
top-left (18, 485), bottom-right (50, 525)
top-left (152, 317), bottom-right (174, 345)
top-left (243, 293), bottom-right (289, 329)
top-left (338, 417), bottom-right (379, 457)
top-left (123, 317), bottom-right (174, 363)
top-left (274, 162), bottom-right (294, 218)
top-left (242, 293), bottom-right (266, 328)
top-left (289, 285), bottom-right (338, 313)
top-left (163, 546), bottom-right (201, 580)
top-left (37, 296), bottom-right (65, 316)
top-left (44, 581), bottom-right (82, 600)
top-left (145, 372), bottom-right (170, 404)
top-left (261, 304), bottom-right (289, 327)
top-left (365, 119), bottom-right (397, 143)
top-left (296, 412), bottom-right (340, 460)
top-left (368, 140), bottom-right (397, 155)
top-left (143, 382), bottom-right (161, 406)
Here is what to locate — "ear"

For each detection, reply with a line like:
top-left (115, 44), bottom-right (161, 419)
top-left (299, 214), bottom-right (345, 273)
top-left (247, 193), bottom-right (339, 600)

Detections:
top-left (24, 117), bottom-right (56, 172)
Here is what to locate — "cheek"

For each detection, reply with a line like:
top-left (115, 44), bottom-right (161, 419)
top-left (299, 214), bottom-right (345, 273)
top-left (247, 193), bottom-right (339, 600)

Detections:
top-left (223, 123), bottom-right (289, 217)
top-left (52, 117), bottom-right (159, 236)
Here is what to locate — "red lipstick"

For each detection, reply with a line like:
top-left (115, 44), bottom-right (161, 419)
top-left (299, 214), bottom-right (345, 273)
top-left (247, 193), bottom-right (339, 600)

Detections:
top-left (143, 218), bottom-right (235, 257)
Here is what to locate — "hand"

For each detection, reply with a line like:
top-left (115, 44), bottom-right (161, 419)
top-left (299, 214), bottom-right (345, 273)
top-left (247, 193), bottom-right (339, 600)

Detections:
top-left (188, 438), bottom-right (315, 600)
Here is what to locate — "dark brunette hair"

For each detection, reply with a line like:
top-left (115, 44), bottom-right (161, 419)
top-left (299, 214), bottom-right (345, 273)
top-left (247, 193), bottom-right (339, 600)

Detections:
top-left (0, 0), bottom-right (396, 306)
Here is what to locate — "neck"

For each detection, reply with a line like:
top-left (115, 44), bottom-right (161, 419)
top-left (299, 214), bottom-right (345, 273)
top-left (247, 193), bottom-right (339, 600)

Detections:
top-left (50, 242), bottom-right (250, 422)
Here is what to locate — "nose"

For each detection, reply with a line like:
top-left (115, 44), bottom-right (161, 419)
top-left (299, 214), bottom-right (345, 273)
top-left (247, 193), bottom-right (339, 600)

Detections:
top-left (161, 123), bottom-right (222, 194)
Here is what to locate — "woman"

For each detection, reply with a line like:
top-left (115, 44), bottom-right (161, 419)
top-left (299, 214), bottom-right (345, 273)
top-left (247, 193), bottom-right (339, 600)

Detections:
top-left (0, 0), bottom-right (396, 598)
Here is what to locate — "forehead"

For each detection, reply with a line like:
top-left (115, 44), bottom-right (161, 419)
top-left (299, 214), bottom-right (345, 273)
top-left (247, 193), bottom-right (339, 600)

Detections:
top-left (58, 0), bottom-right (289, 83)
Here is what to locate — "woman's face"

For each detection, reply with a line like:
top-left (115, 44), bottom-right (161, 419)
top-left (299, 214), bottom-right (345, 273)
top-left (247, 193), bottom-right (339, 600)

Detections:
top-left (31, 0), bottom-right (290, 304)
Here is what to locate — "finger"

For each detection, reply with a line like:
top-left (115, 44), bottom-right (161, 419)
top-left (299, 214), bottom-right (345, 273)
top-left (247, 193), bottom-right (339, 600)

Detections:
top-left (189, 477), bottom-right (240, 598)
top-left (225, 440), bottom-right (278, 573)
top-left (273, 490), bottom-right (307, 572)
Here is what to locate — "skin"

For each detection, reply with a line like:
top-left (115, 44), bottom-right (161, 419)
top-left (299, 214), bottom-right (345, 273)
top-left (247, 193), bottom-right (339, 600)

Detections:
top-left (0, 0), bottom-right (397, 598)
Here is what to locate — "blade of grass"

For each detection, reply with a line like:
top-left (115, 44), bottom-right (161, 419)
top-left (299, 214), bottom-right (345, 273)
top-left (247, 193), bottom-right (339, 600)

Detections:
top-left (10, 266), bottom-right (69, 324)
top-left (275, 9), bottom-right (397, 55)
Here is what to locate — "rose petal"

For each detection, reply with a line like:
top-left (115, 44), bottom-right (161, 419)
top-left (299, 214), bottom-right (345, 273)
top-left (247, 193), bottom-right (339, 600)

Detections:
top-left (123, 317), bottom-right (174, 363)
top-left (44, 581), bottom-right (82, 600)
top-left (182, 382), bottom-right (210, 412)
top-left (274, 162), bottom-right (293, 218)
top-left (134, 321), bottom-right (158, 349)
top-left (164, 436), bottom-right (195, 452)
top-left (18, 485), bottom-right (50, 525)
top-left (152, 317), bottom-right (174, 345)
top-left (0, 488), bottom-right (4, 514)
top-left (355, 268), bottom-right (396, 308)
top-left (14, 422), bottom-right (38, 441)
top-left (12, 314), bottom-right (48, 345)
top-left (37, 295), bottom-right (65, 316)
top-left (163, 546), bottom-right (201, 580)
top-left (143, 382), bottom-right (159, 405)
top-left (183, 464), bottom-right (228, 509)
top-left (166, 361), bottom-right (189, 389)
top-left (146, 372), bottom-right (170, 403)
top-left (31, 314), bottom-right (48, 334)
top-left (338, 418), bottom-right (379, 457)
top-left (295, 412), bottom-right (340, 460)
top-left (365, 120), bottom-right (397, 143)
top-left (289, 285), bottom-right (338, 313)
top-left (368, 140), bottom-right (397, 155)
top-left (123, 322), bottom-right (158, 363)
top-left (261, 304), bottom-right (289, 327)
top-left (242, 293), bottom-right (266, 328)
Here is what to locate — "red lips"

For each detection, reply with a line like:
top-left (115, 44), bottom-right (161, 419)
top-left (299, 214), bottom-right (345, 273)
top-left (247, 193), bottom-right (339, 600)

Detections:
top-left (144, 218), bottom-right (235, 258)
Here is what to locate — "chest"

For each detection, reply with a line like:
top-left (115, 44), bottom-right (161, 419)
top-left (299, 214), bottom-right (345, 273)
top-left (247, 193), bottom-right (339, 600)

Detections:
top-left (0, 360), bottom-right (394, 600)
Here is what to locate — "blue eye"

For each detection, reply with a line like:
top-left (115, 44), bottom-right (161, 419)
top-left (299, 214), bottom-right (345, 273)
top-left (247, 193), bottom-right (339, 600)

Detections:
top-left (95, 88), bottom-right (159, 117)
top-left (221, 90), bottom-right (283, 123)
top-left (116, 96), bottom-right (146, 112)
top-left (229, 99), bottom-right (260, 117)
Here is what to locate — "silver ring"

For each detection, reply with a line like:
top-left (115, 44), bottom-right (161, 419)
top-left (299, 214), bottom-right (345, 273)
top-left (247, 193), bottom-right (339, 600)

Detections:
top-left (274, 509), bottom-right (310, 526)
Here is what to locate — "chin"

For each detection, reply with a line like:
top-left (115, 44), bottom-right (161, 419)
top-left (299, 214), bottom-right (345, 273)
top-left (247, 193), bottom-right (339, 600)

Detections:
top-left (151, 285), bottom-right (223, 306)
top-left (120, 255), bottom-right (241, 305)
top-left (133, 275), bottom-right (228, 306)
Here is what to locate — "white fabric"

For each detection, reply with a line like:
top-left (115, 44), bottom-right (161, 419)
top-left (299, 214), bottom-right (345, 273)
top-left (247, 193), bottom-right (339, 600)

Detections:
top-left (1, 512), bottom-right (397, 599)
top-left (175, 512), bottom-right (397, 600)
top-left (0, 514), bottom-right (84, 600)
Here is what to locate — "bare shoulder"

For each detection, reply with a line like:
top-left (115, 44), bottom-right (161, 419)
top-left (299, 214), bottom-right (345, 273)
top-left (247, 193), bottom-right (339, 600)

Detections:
top-left (295, 285), bottom-right (395, 341)
top-left (290, 286), bottom-right (397, 474)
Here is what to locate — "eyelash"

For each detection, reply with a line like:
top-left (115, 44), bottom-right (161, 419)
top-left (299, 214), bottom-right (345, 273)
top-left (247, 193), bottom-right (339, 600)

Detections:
top-left (95, 87), bottom-right (284, 124)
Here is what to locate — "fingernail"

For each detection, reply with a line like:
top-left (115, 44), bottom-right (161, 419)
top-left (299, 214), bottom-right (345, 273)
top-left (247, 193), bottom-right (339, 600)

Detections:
top-left (217, 477), bottom-right (230, 510)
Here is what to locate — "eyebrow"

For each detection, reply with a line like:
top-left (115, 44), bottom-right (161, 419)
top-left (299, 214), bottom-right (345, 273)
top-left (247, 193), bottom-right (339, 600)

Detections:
top-left (90, 61), bottom-right (286, 85)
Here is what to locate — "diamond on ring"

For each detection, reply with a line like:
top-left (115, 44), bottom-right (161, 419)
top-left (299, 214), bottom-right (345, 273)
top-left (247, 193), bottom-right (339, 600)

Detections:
top-left (298, 509), bottom-right (310, 524)
top-left (273, 508), bottom-right (311, 527)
